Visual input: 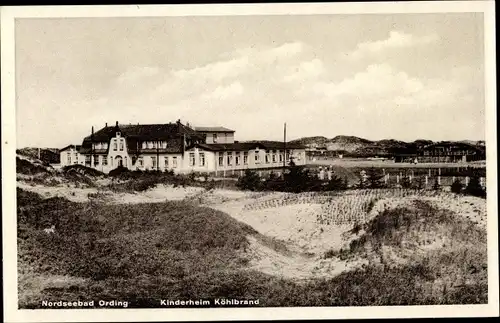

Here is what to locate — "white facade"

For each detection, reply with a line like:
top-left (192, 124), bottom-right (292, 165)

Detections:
top-left (59, 146), bottom-right (84, 167)
top-left (67, 122), bottom-right (306, 175)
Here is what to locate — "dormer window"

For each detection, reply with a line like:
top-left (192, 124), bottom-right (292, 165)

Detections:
top-left (116, 132), bottom-right (121, 137)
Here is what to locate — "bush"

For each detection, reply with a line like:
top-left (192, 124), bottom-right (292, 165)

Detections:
top-left (450, 179), bottom-right (464, 194)
top-left (324, 174), bottom-right (347, 191)
top-left (366, 167), bottom-right (385, 188)
top-left (464, 176), bottom-right (486, 198)
top-left (432, 177), bottom-right (440, 190)
top-left (62, 164), bottom-right (104, 177)
top-left (237, 170), bottom-right (262, 191)
top-left (400, 175), bottom-right (412, 189)
top-left (283, 161), bottom-right (323, 193)
top-left (16, 157), bottom-right (49, 175)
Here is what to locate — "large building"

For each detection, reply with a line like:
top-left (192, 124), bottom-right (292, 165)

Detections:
top-left (59, 120), bottom-right (306, 174)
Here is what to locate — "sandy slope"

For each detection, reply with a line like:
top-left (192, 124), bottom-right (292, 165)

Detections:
top-left (17, 179), bottom-right (487, 281)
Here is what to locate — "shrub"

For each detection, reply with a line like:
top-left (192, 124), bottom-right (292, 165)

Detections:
top-left (237, 170), bottom-right (262, 191)
top-left (62, 164), bottom-right (104, 177)
top-left (464, 176), bottom-right (486, 198)
top-left (16, 157), bottom-right (49, 175)
top-left (324, 174), bottom-right (347, 191)
top-left (283, 162), bottom-right (323, 193)
top-left (450, 179), bottom-right (464, 194)
top-left (366, 167), bottom-right (385, 188)
top-left (400, 175), bottom-right (412, 189)
top-left (432, 177), bottom-right (440, 190)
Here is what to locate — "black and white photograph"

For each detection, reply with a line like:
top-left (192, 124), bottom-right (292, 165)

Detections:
top-left (1, 2), bottom-right (498, 322)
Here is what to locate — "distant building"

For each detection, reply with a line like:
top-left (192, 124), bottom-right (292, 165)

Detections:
top-left (194, 126), bottom-right (235, 144)
top-left (394, 142), bottom-right (486, 163)
top-left (418, 142), bottom-right (485, 163)
top-left (60, 120), bottom-right (306, 174)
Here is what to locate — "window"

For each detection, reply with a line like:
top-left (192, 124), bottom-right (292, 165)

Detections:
top-left (162, 141), bottom-right (167, 149)
top-left (172, 157), bottom-right (178, 168)
top-left (94, 156), bottom-right (99, 166)
top-left (103, 157), bottom-right (108, 166)
top-left (279, 152), bottom-right (283, 163)
top-left (189, 153), bottom-right (195, 166)
top-left (235, 152), bottom-right (240, 165)
top-left (164, 156), bottom-right (169, 168)
top-left (67, 155), bottom-right (71, 164)
top-left (152, 157), bottom-right (157, 169)
top-left (113, 140), bottom-right (117, 151)
top-left (119, 140), bottom-right (124, 151)
top-left (272, 150), bottom-right (277, 163)
top-left (96, 143), bottom-right (102, 150)
top-left (244, 152), bottom-right (248, 165)
top-left (138, 158), bottom-right (144, 167)
top-left (116, 132), bottom-right (121, 137)
top-left (227, 152), bottom-right (233, 166)
top-left (142, 142), bottom-right (147, 149)
top-left (199, 153), bottom-right (205, 166)
top-left (218, 153), bottom-right (224, 167)
top-left (265, 151), bottom-right (270, 164)
top-left (147, 141), bottom-right (153, 149)
top-left (103, 143), bottom-right (108, 150)
top-left (255, 150), bottom-right (260, 163)
top-left (124, 157), bottom-right (127, 167)
top-left (213, 133), bottom-right (218, 143)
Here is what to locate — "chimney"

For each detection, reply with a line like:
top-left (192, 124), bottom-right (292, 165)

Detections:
top-left (105, 122), bottom-right (108, 127)
top-left (116, 121), bottom-right (118, 127)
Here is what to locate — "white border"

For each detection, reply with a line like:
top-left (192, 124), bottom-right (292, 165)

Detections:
top-left (1, 2), bottom-right (498, 322)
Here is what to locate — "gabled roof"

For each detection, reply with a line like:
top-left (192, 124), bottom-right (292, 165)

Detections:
top-left (83, 122), bottom-right (203, 142)
top-left (194, 126), bottom-right (235, 133)
top-left (60, 144), bottom-right (81, 152)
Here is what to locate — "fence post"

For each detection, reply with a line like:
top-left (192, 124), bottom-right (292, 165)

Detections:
top-left (465, 176), bottom-right (469, 186)
top-left (396, 174), bottom-right (400, 184)
top-left (425, 175), bottom-right (428, 185)
top-left (438, 176), bottom-right (441, 185)
top-left (438, 168), bottom-right (441, 176)
top-left (384, 174), bottom-right (388, 184)
top-left (452, 176), bottom-right (455, 183)
top-left (428, 169), bottom-right (431, 177)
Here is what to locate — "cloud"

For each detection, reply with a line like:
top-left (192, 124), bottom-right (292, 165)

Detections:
top-left (313, 63), bottom-right (424, 101)
top-left (202, 81), bottom-right (244, 100)
top-left (51, 40), bottom-right (482, 145)
top-left (342, 31), bottom-right (439, 60)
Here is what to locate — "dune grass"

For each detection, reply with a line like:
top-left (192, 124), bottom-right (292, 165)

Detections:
top-left (18, 188), bottom-right (487, 308)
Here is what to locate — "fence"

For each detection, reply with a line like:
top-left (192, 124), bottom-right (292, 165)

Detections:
top-left (312, 166), bottom-right (486, 189)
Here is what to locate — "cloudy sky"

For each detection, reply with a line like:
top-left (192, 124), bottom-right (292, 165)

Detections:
top-left (15, 13), bottom-right (485, 148)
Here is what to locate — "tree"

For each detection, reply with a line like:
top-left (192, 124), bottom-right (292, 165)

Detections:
top-left (415, 175), bottom-right (425, 190)
top-left (236, 169), bottom-right (262, 191)
top-left (450, 179), bottom-right (463, 194)
top-left (432, 177), bottom-right (440, 190)
top-left (464, 176), bottom-right (486, 198)
top-left (400, 175), bottom-right (412, 189)
top-left (324, 173), bottom-right (347, 191)
top-left (284, 162), bottom-right (319, 193)
top-left (366, 167), bottom-right (385, 188)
